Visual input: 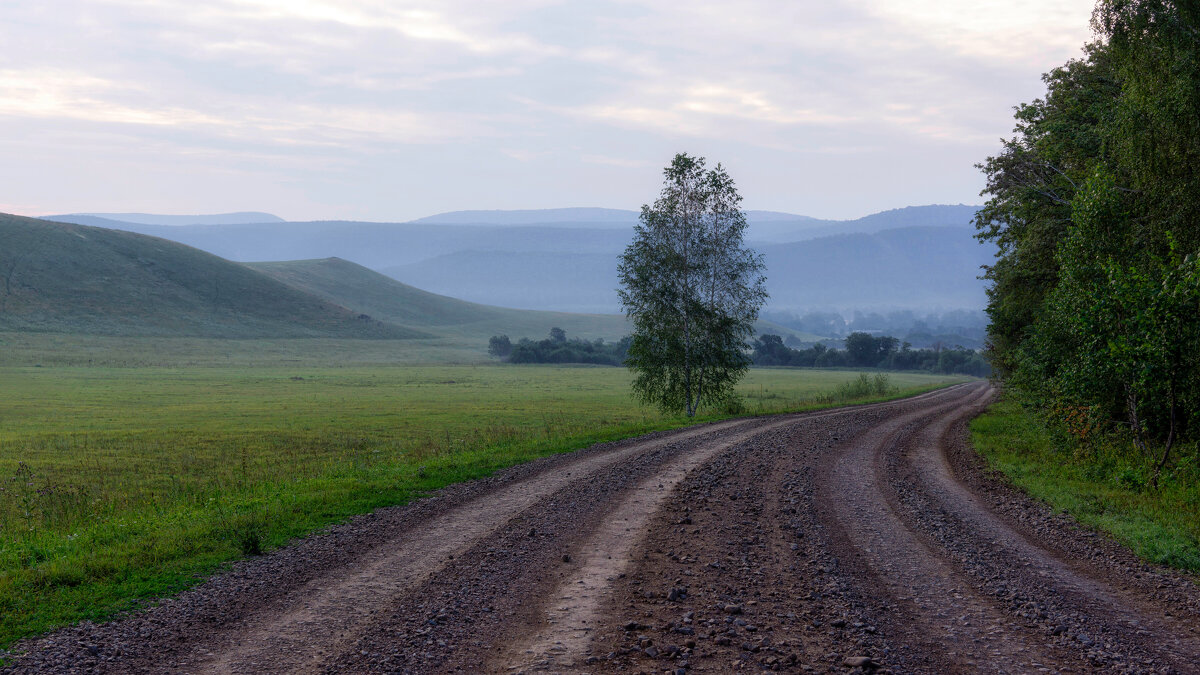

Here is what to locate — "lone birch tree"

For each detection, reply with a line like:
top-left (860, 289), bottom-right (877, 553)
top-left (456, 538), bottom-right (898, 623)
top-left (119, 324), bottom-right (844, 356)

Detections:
top-left (618, 153), bottom-right (767, 417)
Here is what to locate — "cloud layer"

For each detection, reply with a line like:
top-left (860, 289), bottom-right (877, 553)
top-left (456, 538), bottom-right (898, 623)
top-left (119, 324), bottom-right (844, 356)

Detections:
top-left (1, 0), bottom-right (1096, 220)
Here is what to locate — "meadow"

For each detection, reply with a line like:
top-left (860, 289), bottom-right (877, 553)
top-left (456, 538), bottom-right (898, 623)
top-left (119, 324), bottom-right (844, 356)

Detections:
top-left (0, 361), bottom-right (965, 647)
top-left (971, 399), bottom-right (1200, 572)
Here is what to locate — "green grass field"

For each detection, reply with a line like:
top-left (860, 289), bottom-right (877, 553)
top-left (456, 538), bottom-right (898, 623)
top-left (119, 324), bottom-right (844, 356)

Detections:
top-left (971, 399), bottom-right (1200, 572)
top-left (0, 363), bottom-right (964, 647)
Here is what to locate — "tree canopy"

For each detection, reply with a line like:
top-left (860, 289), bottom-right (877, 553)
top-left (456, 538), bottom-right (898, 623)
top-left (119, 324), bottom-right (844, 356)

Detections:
top-left (618, 153), bottom-right (767, 417)
top-left (977, 0), bottom-right (1200, 483)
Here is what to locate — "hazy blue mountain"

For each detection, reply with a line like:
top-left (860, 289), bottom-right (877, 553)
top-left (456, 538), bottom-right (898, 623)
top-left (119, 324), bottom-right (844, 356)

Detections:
top-left (411, 207), bottom-right (816, 229)
top-left (384, 251), bottom-right (621, 314)
top-left (33, 220), bottom-right (632, 269)
top-left (411, 207), bottom-right (638, 226)
top-left (383, 225), bottom-right (994, 314)
top-left (744, 204), bottom-right (980, 242)
top-left (758, 226), bottom-right (992, 310)
top-left (41, 205), bottom-right (981, 269)
top-left (851, 204), bottom-right (979, 230)
top-left (745, 210), bottom-right (817, 222)
top-left (46, 211), bottom-right (284, 226)
top-left (40, 205), bottom-right (989, 314)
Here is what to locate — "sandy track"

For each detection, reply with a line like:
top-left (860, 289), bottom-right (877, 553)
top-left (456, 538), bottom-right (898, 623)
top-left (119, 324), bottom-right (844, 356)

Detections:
top-left (6, 382), bottom-right (1198, 674)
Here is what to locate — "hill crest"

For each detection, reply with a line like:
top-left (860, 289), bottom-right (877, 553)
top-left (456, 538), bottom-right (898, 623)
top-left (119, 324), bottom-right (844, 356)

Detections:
top-left (44, 211), bottom-right (285, 226)
top-left (0, 213), bottom-right (421, 339)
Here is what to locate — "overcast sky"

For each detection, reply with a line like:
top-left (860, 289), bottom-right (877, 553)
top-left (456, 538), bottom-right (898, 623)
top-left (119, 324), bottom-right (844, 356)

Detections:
top-left (1, 1), bottom-right (1097, 221)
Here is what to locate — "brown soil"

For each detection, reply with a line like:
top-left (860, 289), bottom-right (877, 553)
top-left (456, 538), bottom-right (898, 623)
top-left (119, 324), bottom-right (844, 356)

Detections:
top-left (5, 383), bottom-right (1197, 674)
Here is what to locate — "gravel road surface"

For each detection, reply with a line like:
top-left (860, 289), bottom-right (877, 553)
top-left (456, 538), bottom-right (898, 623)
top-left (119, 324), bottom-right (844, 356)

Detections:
top-left (6, 382), bottom-right (1198, 674)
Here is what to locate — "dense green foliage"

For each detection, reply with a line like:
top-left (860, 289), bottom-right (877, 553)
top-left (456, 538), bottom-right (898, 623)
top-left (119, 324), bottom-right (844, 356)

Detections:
top-left (618, 153), bottom-right (767, 417)
top-left (752, 333), bottom-right (990, 376)
top-left (489, 329), bottom-right (631, 365)
top-left (0, 361), bottom-right (959, 646)
top-left (976, 1), bottom-right (1200, 484)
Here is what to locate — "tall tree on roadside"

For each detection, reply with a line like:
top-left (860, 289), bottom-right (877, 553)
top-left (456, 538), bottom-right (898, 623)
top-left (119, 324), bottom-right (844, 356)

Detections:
top-left (974, 42), bottom-right (1119, 377)
top-left (618, 153), bottom-right (767, 417)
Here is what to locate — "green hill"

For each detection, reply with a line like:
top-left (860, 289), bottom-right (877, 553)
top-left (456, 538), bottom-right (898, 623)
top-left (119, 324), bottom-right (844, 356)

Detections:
top-left (0, 213), bottom-right (425, 339)
top-left (245, 257), bottom-right (630, 342)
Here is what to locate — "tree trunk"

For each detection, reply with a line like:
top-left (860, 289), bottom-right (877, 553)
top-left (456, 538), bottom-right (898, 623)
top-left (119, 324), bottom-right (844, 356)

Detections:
top-left (1150, 382), bottom-right (1176, 489)
top-left (1125, 384), bottom-right (1149, 457)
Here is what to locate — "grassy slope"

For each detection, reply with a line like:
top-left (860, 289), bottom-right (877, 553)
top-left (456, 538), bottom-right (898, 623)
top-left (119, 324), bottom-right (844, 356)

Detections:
top-left (971, 399), bottom-right (1200, 571)
top-left (0, 214), bottom-right (423, 339)
top-left (0, 365), bottom-right (964, 647)
top-left (246, 257), bottom-right (630, 342)
top-left (0, 216), bottom-right (823, 356)
top-left (248, 257), bottom-right (820, 346)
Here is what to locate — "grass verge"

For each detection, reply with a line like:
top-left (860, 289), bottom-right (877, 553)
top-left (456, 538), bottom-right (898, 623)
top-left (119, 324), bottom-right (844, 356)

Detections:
top-left (970, 398), bottom-right (1200, 572)
top-left (0, 365), bottom-right (964, 648)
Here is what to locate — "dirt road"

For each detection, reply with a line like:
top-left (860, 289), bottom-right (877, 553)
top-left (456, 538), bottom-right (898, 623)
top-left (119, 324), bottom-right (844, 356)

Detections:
top-left (8, 382), bottom-right (1199, 673)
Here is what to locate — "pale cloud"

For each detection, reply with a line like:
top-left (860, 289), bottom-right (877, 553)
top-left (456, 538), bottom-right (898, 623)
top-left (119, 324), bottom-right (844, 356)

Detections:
top-left (581, 154), bottom-right (651, 168)
top-left (0, 69), bottom-right (228, 129)
top-left (851, 0), bottom-right (1096, 65)
top-left (0, 0), bottom-right (1099, 220)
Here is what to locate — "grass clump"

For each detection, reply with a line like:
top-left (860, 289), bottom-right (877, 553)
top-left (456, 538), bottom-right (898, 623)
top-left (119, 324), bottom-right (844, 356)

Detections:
top-left (828, 372), bottom-right (895, 401)
top-left (971, 398), bottom-right (1200, 572)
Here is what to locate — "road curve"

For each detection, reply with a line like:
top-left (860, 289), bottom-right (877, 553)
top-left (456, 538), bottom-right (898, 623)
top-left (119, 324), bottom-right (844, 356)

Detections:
top-left (5, 382), bottom-right (1198, 674)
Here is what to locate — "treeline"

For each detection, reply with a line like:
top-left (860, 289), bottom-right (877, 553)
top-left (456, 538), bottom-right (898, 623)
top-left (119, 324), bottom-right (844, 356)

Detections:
top-left (752, 333), bottom-right (989, 377)
top-left (760, 309), bottom-right (988, 350)
top-left (978, 1), bottom-right (1199, 485)
top-left (488, 328), bottom-right (631, 366)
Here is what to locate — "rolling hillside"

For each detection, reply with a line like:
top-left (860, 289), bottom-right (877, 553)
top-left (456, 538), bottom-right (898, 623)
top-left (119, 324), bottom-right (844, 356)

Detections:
top-left (36, 219), bottom-right (634, 271)
top-left (246, 257), bottom-right (631, 341)
top-left (247, 257), bottom-right (816, 345)
top-left (0, 213), bottom-right (422, 339)
top-left (247, 258), bottom-right (812, 343)
top-left (42, 205), bottom-right (990, 315)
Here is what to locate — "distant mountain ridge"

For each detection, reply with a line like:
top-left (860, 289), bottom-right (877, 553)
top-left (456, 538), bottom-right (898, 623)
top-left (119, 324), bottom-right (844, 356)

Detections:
top-left (411, 207), bottom-right (637, 225)
top-left (46, 211), bottom-right (285, 226)
top-left (409, 207), bottom-right (822, 228)
top-left (37, 203), bottom-right (988, 315)
top-left (248, 257), bottom-right (812, 342)
top-left (43, 204), bottom-right (979, 237)
top-left (383, 225), bottom-right (992, 314)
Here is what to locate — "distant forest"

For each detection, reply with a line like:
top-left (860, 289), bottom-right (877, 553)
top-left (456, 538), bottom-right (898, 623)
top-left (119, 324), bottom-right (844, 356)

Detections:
top-left (760, 309), bottom-right (988, 350)
top-left (488, 329), bottom-right (630, 366)
top-left (488, 329), bottom-right (987, 377)
top-left (751, 333), bottom-right (989, 377)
